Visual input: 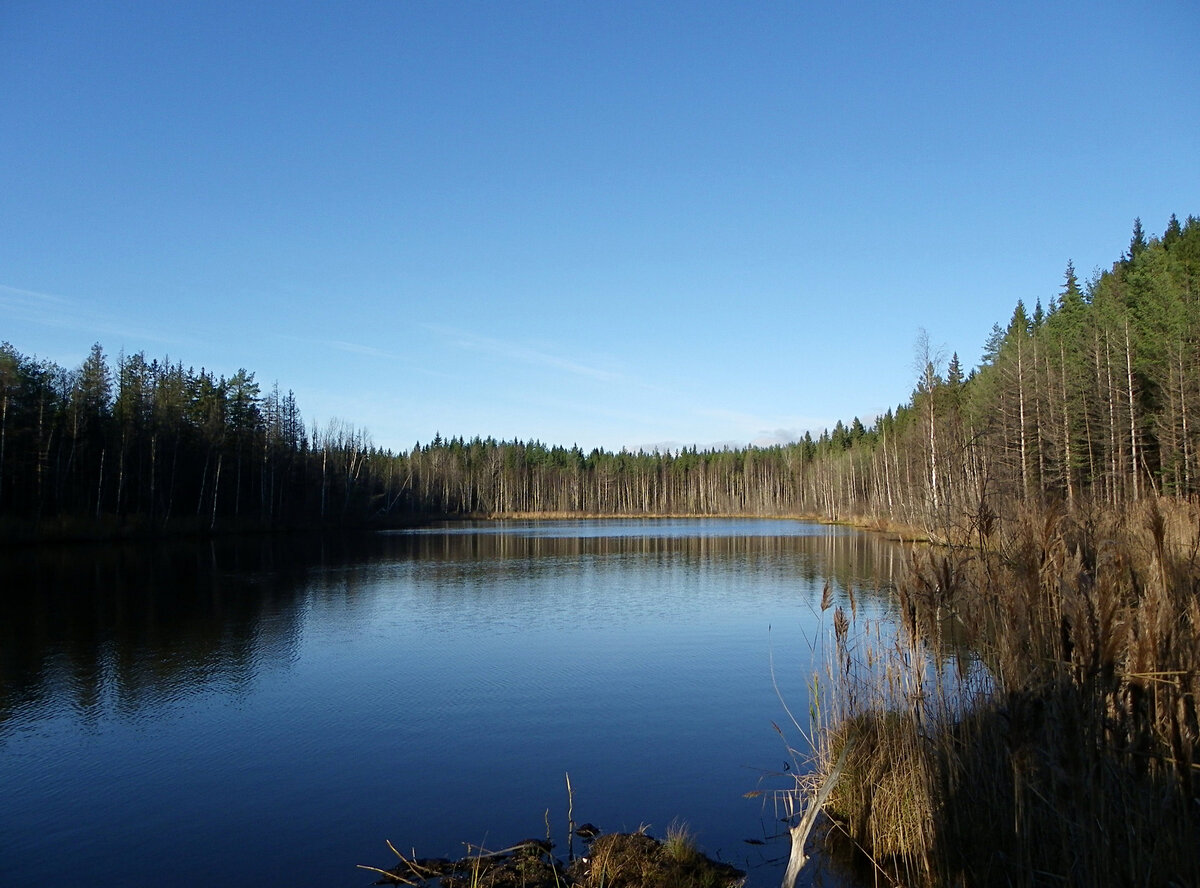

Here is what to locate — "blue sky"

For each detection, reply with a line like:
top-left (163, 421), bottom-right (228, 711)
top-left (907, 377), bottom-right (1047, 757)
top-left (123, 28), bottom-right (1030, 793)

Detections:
top-left (2, 1), bottom-right (1197, 453)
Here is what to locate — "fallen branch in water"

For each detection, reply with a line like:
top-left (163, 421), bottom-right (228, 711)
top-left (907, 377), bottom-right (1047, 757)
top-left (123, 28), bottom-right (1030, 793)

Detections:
top-left (357, 840), bottom-right (447, 885)
top-left (780, 739), bottom-right (852, 888)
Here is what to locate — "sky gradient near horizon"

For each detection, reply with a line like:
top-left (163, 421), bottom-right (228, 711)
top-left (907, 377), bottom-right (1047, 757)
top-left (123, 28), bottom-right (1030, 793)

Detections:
top-left (3, 1), bottom-right (1198, 453)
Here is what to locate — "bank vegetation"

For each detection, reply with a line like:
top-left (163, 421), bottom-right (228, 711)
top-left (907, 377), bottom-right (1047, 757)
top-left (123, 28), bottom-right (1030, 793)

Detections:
top-left (783, 215), bottom-right (1200, 887)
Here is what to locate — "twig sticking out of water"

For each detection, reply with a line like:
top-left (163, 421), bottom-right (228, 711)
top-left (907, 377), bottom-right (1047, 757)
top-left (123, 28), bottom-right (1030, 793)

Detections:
top-left (566, 771), bottom-right (575, 862)
top-left (357, 840), bottom-right (431, 885)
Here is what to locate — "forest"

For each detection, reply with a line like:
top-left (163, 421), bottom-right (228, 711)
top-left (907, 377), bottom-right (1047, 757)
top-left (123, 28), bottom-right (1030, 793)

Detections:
top-left (1, 213), bottom-right (1198, 541)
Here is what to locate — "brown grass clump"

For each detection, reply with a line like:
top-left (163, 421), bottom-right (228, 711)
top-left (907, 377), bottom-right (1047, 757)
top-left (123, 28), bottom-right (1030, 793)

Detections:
top-left (821, 711), bottom-right (934, 863)
top-left (805, 498), bottom-right (1200, 887)
top-left (569, 830), bottom-right (743, 888)
top-left (445, 844), bottom-right (560, 888)
top-left (571, 832), bottom-right (663, 888)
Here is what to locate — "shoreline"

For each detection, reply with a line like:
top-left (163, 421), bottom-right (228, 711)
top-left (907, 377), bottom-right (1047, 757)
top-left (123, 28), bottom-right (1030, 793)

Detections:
top-left (472, 510), bottom-right (935, 544)
top-left (2, 508), bottom-right (936, 548)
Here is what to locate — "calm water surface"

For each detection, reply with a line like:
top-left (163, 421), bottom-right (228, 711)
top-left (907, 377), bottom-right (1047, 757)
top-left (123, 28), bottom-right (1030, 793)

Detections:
top-left (0, 519), bottom-right (902, 888)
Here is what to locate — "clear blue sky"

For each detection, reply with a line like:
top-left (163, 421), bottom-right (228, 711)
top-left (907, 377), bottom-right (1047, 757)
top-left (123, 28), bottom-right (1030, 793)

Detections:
top-left (2, 1), bottom-right (1197, 453)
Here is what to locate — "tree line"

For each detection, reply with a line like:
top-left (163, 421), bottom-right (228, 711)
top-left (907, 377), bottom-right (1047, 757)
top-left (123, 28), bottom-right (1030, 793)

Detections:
top-left (1, 213), bottom-right (1196, 539)
top-left (391, 212), bottom-right (1200, 533)
top-left (904, 212), bottom-right (1200, 531)
top-left (0, 346), bottom-right (373, 536)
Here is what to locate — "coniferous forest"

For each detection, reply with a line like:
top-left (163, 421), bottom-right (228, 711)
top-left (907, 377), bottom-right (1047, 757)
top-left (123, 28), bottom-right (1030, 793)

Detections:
top-left (2, 214), bottom-right (1198, 541)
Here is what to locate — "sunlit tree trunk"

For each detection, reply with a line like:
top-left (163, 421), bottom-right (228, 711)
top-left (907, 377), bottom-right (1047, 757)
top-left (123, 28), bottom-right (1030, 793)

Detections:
top-left (1032, 336), bottom-right (1046, 499)
top-left (1125, 321), bottom-right (1140, 500)
top-left (1104, 330), bottom-right (1120, 505)
top-left (1059, 343), bottom-right (1075, 507)
top-left (1180, 348), bottom-right (1193, 494)
top-left (210, 452), bottom-right (222, 530)
top-left (95, 448), bottom-right (105, 519)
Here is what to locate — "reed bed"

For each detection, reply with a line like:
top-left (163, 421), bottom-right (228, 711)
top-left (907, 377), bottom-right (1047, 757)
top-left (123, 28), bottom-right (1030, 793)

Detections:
top-left (806, 499), bottom-right (1200, 887)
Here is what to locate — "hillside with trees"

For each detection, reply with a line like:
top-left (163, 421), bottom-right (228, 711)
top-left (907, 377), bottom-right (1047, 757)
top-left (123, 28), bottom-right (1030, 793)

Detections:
top-left (1, 214), bottom-right (1197, 541)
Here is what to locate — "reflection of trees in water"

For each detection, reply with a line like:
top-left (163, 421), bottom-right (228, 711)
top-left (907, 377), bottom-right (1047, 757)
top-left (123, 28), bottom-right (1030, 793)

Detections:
top-left (0, 536), bottom-right (337, 727)
top-left (803, 530), bottom-right (905, 606)
top-left (378, 523), bottom-right (905, 603)
top-left (1, 524), bottom-right (908, 727)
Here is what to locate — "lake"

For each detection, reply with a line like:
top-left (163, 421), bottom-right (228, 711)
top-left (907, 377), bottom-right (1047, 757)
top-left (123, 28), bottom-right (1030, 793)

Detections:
top-left (0, 518), bottom-right (902, 888)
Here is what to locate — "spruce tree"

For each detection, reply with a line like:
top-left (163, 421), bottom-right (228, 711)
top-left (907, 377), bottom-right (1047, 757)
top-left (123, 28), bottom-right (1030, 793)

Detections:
top-left (1129, 217), bottom-right (1148, 260)
top-left (1059, 260), bottom-right (1086, 315)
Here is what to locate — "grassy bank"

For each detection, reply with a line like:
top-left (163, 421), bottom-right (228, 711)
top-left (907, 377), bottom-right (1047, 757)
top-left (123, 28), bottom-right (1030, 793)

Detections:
top-left (479, 510), bottom-right (829, 521)
top-left (801, 499), bottom-right (1200, 887)
top-left (465, 510), bottom-right (938, 546)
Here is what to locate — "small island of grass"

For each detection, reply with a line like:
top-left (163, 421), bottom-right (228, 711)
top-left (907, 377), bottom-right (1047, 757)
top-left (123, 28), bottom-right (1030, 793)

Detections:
top-left (360, 823), bottom-right (746, 888)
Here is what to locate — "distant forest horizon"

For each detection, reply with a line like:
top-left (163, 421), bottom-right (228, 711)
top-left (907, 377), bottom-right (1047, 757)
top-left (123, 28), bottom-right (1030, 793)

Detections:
top-left (2, 213), bottom-right (1197, 540)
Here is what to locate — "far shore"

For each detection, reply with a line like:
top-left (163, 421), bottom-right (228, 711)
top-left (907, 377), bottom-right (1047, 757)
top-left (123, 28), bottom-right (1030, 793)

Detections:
top-left (469, 510), bottom-right (935, 544)
top-left (3, 508), bottom-right (934, 548)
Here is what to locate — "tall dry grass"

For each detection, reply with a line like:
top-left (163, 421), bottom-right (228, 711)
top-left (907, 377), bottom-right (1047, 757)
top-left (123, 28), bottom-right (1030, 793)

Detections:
top-left (809, 498), bottom-right (1200, 887)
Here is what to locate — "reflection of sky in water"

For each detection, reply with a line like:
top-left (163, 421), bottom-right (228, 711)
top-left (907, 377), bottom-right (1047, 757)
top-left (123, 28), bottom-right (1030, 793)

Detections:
top-left (1, 521), bottom-right (903, 888)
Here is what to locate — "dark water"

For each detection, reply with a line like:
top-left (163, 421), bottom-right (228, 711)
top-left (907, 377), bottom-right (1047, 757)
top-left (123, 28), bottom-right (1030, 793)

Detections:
top-left (0, 519), bottom-right (902, 888)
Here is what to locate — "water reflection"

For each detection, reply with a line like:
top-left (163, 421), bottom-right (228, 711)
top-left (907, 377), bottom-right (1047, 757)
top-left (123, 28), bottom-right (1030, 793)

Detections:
top-left (0, 537), bottom-right (313, 729)
top-left (380, 519), bottom-right (903, 596)
top-left (0, 520), bottom-right (907, 888)
top-left (1, 522), bottom-right (907, 731)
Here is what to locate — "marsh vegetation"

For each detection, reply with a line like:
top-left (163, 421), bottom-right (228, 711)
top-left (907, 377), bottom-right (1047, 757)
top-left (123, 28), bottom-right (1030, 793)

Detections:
top-left (792, 500), bottom-right (1200, 887)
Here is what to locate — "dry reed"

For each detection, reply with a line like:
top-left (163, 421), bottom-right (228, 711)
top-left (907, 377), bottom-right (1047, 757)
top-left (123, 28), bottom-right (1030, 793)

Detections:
top-left (805, 498), bottom-right (1200, 887)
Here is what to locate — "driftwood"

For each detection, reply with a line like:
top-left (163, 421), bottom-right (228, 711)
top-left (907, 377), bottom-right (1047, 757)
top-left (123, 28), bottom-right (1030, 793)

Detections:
top-left (780, 740), bottom-right (852, 888)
